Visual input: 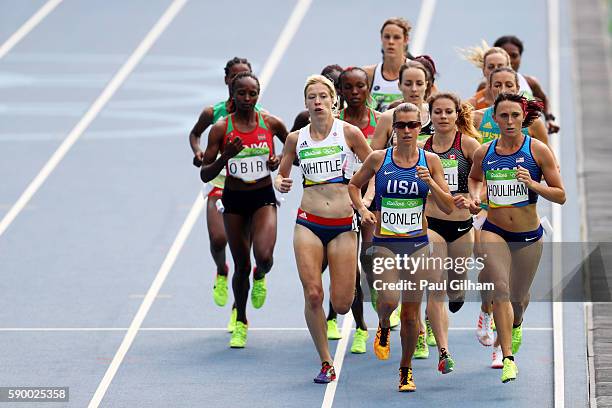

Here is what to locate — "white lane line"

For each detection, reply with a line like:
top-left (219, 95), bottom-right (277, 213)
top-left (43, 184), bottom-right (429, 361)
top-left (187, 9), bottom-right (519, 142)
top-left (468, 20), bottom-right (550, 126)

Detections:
top-left (409, 0), bottom-right (437, 56)
top-left (87, 1), bottom-right (311, 406)
top-left (548, 0), bottom-right (564, 407)
top-left (258, 0), bottom-right (312, 99)
top-left (0, 0), bottom-right (187, 239)
top-left (87, 192), bottom-right (204, 408)
top-left (0, 326), bottom-right (554, 332)
top-left (321, 312), bottom-right (354, 408)
top-left (0, 0), bottom-right (63, 60)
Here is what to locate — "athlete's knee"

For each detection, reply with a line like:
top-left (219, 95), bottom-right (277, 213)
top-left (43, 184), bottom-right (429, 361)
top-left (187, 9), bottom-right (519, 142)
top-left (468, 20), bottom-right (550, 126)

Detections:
top-left (331, 296), bottom-right (353, 315)
top-left (305, 287), bottom-right (324, 309)
top-left (492, 280), bottom-right (510, 301)
top-left (209, 235), bottom-right (227, 252)
top-left (254, 250), bottom-right (274, 271)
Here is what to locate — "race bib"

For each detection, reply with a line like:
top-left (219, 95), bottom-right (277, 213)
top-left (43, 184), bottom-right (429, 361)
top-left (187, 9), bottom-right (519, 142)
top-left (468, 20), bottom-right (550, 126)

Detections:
top-left (299, 146), bottom-right (345, 185)
top-left (441, 159), bottom-right (458, 193)
top-left (486, 169), bottom-right (529, 208)
top-left (227, 147), bottom-right (270, 183)
top-left (380, 197), bottom-right (424, 236)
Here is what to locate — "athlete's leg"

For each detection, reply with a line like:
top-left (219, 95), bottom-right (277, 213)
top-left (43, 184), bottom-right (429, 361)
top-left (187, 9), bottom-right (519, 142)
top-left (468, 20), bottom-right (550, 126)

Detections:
top-left (251, 205), bottom-right (277, 278)
top-left (480, 230), bottom-right (513, 358)
top-left (327, 231), bottom-right (358, 314)
top-left (207, 196), bottom-right (228, 274)
top-left (223, 212), bottom-right (252, 324)
top-left (425, 229), bottom-right (449, 354)
top-left (509, 240), bottom-right (543, 325)
top-left (295, 224), bottom-right (330, 363)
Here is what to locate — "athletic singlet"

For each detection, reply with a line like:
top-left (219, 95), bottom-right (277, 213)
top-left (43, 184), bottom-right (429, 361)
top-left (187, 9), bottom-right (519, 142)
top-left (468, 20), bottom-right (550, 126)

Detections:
top-left (374, 148), bottom-right (429, 237)
top-left (339, 108), bottom-right (378, 177)
top-left (478, 105), bottom-right (529, 144)
top-left (424, 132), bottom-right (470, 194)
top-left (482, 136), bottom-right (541, 208)
top-left (223, 112), bottom-right (274, 183)
top-left (209, 101), bottom-right (263, 188)
top-left (370, 63), bottom-right (404, 112)
top-left (296, 119), bottom-right (353, 187)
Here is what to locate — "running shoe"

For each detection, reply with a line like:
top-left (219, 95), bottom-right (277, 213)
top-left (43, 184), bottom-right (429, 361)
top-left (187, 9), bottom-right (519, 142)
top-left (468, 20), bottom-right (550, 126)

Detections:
top-left (213, 274), bottom-right (228, 307)
top-left (374, 324), bottom-right (391, 360)
top-left (229, 321), bottom-right (247, 348)
top-left (314, 362), bottom-right (336, 384)
top-left (251, 276), bottom-right (267, 309)
top-left (425, 318), bottom-right (437, 347)
top-left (501, 358), bottom-right (518, 383)
top-left (390, 305), bottom-right (401, 329)
top-left (227, 307), bottom-right (237, 333)
top-left (327, 318), bottom-right (342, 340)
top-left (438, 349), bottom-right (455, 374)
top-left (351, 328), bottom-right (369, 354)
top-left (476, 311), bottom-right (494, 346)
top-left (398, 367), bottom-right (416, 392)
top-left (512, 324), bottom-right (523, 354)
top-left (491, 346), bottom-right (503, 369)
top-left (414, 332), bottom-right (429, 359)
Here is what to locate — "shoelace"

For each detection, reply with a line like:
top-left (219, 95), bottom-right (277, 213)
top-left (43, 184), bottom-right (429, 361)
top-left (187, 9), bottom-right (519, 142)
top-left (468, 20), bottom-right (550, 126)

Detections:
top-left (417, 333), bottom-right (425, 348)
top-left (439, 348), bottom-right (449, 361)
top-left (399, 368), bottom-right (411, 385)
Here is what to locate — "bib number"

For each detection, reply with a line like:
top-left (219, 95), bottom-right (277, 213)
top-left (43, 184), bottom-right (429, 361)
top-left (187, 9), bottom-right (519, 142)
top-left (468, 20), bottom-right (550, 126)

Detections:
top-left (380, 197), bottom-right (424, 236)
top-left (486, 169), bottom-right (529, 208)
top-left (227, 147), bottom-right (270, 183)
top-left (441, 159), bottom-right (458, 193)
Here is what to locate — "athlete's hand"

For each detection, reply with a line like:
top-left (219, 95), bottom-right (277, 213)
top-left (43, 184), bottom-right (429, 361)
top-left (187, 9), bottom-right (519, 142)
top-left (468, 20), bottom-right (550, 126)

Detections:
top-left (416, 165), bottom-right (432, 185)
top-left (468, 196), bottom-right (482, 215)
top-left (222, 137), bottom-right (244, 159)
top-left (362, 196), bottom-right (373, 209)
top-left (516, 166), bottom-right (534, 188)
top-left (275, 175), bottom-right (293, 193)
top-left (547, 120), bottom-right (560, 134)
top-left (453, 195), bottom-right (471, 210)
top-left (267, 155), bottom-right (280, 171)
top-left (192, 150), bottom-right (205, 167)
top-left (359, 208), bottom-right (376, 226)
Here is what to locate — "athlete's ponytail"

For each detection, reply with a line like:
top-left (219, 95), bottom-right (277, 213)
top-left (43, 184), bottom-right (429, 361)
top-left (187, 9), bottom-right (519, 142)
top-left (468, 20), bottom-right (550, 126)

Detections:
top-left (493, 93), bottom-right (544, 128)
top-left (457, 41), bottom-right (510, 74)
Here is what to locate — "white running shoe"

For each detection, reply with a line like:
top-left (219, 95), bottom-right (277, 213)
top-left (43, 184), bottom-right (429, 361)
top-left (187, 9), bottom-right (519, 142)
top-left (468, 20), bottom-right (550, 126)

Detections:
top-left (491, 346), bottom-right (503, 369)
top-left (476, 311), bottom-right (494, 346)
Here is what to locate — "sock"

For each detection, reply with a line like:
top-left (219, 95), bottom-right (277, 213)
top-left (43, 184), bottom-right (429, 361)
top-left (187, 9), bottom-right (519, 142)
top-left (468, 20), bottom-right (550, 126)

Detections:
top-left (512, 321), bottom-right (522, 329)
top-left (503, 355), bottom-right (514, 362)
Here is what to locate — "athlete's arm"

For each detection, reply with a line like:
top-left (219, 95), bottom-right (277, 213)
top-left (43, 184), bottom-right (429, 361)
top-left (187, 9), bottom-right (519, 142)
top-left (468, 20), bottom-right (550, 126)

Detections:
top-left (265, 114), bottom-right (289, 171)
top-left (370, 110), bottom-right (394, 150)
top-left (420, 152), bottom-right (454, 214)
top-left (472, 109), bottom-right (484, 130)
top-left (525, 75), bottom-right (559, 133)
top-left (200, 119), bottom-right (240, 183)
top-left (363, 64), bottom-right (376, 90)
top-left (344, 124), bottom-right (372, 162)
top-left (189, 106), bottom-right (214, 166)
top-left (290, 110), bottom-right (310, 132)
top-left (467, 144), bottom-right (488, 213)
top-left (274, 131), bottom-right (298, 193)
top-left (528, 118), bottom-right (550, 147)
top-left (517, 140), bottom-right (566, 204)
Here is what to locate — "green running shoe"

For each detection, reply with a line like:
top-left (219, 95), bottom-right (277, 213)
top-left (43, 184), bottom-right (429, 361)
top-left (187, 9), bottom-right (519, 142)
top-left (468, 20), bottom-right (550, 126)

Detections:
top-left (414, 332), bottom-right (429, 359)
top-left (425, 318), bottom-right (437, 347)
top-left (213, 274), bottom-right (228, 307)
top-left (229, 321), bottom-right (247, 348)
top-left (351, 328), bottom-right (369, 354)
top-left (501, 358), bottom-right (518, 383)
top-left (251, 276), bottom-right (267, 309)
top-left (438, 349), bottom-right (455, 374)
top-left (227, 308), bottom-right (237, 333)
top-left (390, 305), bottom-right (401, 329)
top-left (512, 324), bottom-right (523, 354)
top-left (327, 318), bottom-right (342, 340)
